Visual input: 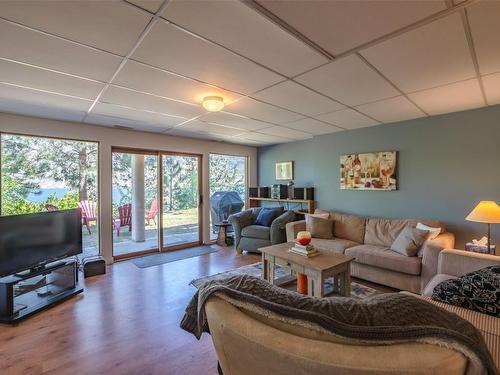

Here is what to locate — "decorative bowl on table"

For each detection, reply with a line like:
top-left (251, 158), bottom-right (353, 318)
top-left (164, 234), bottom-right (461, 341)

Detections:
top-left (296, 231), bottom-right (312, 246)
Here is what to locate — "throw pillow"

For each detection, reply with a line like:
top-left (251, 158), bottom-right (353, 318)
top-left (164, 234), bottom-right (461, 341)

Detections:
top-left (432, 266), bottom-right (500, 317)
top-left (391, 227), bottom-right (429, 256)
top-left (416, 222), bottom-right (441, 240)
top-left (305, 214), bottom-right (334, 239)
top-left (254, 207), bottom-right (282, 227)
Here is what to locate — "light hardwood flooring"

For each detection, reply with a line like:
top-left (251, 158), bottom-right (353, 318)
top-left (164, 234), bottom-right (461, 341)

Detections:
top-left (0, 245), bottom-right (394, 375)
top-left (0, 245), bottom-right (260, 375)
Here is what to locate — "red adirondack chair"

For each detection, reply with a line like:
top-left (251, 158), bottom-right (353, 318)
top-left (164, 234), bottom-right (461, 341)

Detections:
top-left (78, 200), bottom-right (97, 235)
top-left (145, 199), bottom-right (158, 225)
top-left (45, 204), bottom-right (58, 212)
top-left (114, 203), bottom-right (132, 236)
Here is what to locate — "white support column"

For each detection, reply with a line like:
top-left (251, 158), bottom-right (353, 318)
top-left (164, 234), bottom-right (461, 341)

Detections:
top-left (202, 153), bottom-right (210, 244)
top-left (131, 154), bottom-right (145, 242)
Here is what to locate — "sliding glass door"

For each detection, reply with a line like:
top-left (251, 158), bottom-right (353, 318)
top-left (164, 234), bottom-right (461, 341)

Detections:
top-left (161, 154), bottom-right (202, 249)
top-left (112, 150), bottom-right (159, 258)
top-left (112, 149), bottom-right (202, 258)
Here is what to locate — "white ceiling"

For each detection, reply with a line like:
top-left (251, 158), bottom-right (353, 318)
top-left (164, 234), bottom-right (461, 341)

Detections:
top-left (0, 0), bottom-right (497, 146)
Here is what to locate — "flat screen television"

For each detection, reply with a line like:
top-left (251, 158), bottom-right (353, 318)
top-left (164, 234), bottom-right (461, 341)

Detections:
top-left (0, 209), bottom-right (82, 277)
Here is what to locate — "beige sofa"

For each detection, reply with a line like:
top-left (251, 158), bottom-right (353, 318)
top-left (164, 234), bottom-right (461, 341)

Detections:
top-left (206, 295), bottom-right (469, 375)
top-left (286, 209), bottom-right (455, 293)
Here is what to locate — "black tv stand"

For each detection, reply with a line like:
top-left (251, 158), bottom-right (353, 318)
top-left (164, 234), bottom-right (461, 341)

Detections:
top-left (0, 259), bottom-right (83, 323)
top-left (14, 260), bottom-right (66, 277)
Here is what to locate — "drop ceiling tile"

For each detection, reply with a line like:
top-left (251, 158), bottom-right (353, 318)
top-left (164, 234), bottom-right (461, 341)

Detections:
top-left (315, 109), bottom-right (380, 130)
top-left (0, 0), bottom-right (151, 55)
top-left (0, 20), bottom-right (122, 81)
top-left (132, 22), bottom-right (283, 94)
top-left (128, 0), bottom-right (164, 13)
top-left (407, 79), bottom-right (484, 115)
top-left (467, 1), bottom-right (500, 75)
top-left (230, 137), bottom-right (266, 146)
top-left (0, 59), bottom-right (104, 100)
top-left (257, 0), bottom-right (445, 55)
top-left (162, 0), bottom-right (328, 76)
top-left (361, 13), bottom-right (475, 93)
top-left (198, 112), bottom-right (271, 131)
top-left (284, 118), bottom-right (342, 135)
top-left (242, 132), bottom-right (291, 144)
top-left (166, 128), bottom-right (228, 141)
top-left (482, 72), bottom-right (500, 105)
top-left (258, 126), bottom-right (312, 140)
top-left (177, 120), bottom-right (246, 137)
top-left (112, 61), bottom-right (241, 106)
top-left (355, 96), bottom-right (426, 123)
top-left (85, 113), bottom-right (175, 133)
top-left (0, 82), bottom-right (90, 121)
top-left (224, 97), bottom-right (303, 124)
top-left (296, 55), bottom-right (400, 106)
top-left (91, 103), bottom-right (184, 128)
top-left (252, 81), bottom-right (345, 116)
top-left (100, 86), bottom-right (202, 118)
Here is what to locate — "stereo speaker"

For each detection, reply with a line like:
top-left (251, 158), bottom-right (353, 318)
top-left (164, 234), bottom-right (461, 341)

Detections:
top-left (81, 256), bottom-right (106, 278)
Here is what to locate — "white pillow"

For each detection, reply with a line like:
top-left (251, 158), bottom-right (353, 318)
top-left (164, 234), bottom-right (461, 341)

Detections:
top-left (416, 222), bottom-right (441, 240)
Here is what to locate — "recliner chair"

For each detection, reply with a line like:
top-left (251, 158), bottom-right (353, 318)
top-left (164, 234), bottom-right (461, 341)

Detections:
top-left (228, 207), bottom-right (295, 253)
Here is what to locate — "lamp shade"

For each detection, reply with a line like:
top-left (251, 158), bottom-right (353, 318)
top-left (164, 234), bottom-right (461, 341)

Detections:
top-left (465, 201), bottom-right (500, 224)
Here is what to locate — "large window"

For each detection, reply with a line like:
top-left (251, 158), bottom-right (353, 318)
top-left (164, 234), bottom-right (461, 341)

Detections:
top-left (0, 134), bottom-right (99, 256)
top-left (209, 153), bottom-right (247, 240)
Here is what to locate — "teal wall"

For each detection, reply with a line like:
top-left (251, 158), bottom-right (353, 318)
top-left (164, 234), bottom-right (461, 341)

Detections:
top-left (258, 105), bottom-right (500, 249)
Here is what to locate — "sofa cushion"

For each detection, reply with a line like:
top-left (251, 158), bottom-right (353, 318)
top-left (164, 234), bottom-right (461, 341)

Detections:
top-left (345, 244), bottom-right (422, 275)
top-left (310, 238), bottom-right (360, 254)
top-left (391, 227), bottom-right (429, 257)
top-left (241, 225), bottom-right (270, 240)
top-left (330, 212), bottom-right (366, 243)
top-left (365, 218), bottom-right (443, 247)
top-left (254, 207), bottom-right (283, 227)
top-left (305, 214), bottom-right (333, 239)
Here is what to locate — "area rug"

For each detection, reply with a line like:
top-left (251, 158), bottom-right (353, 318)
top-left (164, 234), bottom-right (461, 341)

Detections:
top-left (191, 262), bottom-right (381, 299)
top-left (131, 245), bottom-right (218, 269)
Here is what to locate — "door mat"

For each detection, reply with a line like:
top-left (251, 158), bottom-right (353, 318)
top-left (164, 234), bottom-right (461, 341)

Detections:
top-left (131, 246), bottom-right (218, 269)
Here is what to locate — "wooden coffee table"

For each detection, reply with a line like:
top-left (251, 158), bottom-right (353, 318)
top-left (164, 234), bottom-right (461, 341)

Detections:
top-left (260, 242), bottom-right (354, 297)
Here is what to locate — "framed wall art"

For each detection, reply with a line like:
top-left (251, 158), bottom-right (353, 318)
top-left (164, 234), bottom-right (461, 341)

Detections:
top-left (275, 161), bottom-right (294, 180)
top-left (340, 151), bottom-right (397, 191)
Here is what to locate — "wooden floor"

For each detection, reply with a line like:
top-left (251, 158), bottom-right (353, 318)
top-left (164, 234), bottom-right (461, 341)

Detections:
top-left (0, 245), bottom-right (260, 375)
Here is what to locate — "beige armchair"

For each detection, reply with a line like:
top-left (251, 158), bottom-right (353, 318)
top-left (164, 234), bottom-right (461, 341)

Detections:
top-left (206, 296), bottom-right (469, 375)
top-left (423, 249), bottom-right (500, 295)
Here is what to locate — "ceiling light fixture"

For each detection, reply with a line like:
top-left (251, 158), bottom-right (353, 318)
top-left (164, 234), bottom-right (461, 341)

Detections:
top-left (202, 96), bottom-right (224, 112)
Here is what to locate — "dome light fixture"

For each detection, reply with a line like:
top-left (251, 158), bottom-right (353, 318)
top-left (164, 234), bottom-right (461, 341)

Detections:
top-left (202, 95), bottom-right (224, 112)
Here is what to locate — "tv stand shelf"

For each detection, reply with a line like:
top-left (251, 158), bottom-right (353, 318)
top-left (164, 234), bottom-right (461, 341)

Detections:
top-left (0, 259), bottom-right (83, 324)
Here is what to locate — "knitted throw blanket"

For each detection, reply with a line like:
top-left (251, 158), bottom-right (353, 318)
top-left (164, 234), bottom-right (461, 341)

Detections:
top-left (181, 274), bottom-right (498, 375)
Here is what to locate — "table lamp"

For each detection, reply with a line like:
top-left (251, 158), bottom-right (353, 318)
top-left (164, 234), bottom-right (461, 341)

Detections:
top-left (465, 201), bottom-right (500, 253)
